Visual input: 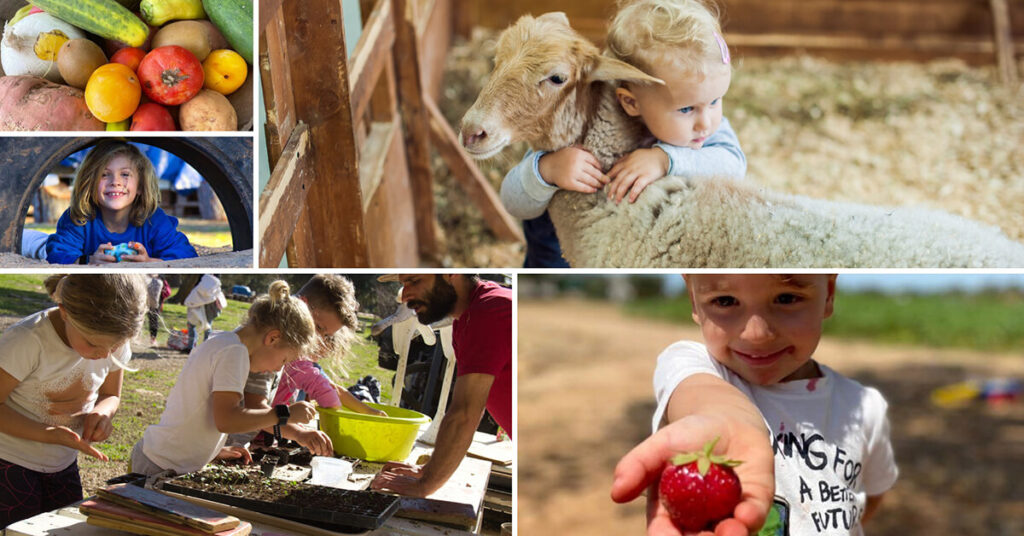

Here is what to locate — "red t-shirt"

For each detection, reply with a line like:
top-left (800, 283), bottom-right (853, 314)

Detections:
top-left (452, 279), bottom-right (512, 437)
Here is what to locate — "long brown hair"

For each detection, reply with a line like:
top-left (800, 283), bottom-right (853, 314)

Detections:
top-left (69, 141), bottom-right (160, 227)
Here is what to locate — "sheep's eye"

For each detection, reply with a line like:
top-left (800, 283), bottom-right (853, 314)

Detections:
top-left (546, 74), bottom-right (567, 85)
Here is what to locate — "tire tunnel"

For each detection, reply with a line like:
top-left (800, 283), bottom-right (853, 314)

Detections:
top-left (0, 137), bottom-right (252, 255)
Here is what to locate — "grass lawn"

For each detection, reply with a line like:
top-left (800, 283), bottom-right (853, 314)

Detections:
top-left (623, 291), bottom-right (1024, 352)
top-left (24, 218), bottom-right (232, 249)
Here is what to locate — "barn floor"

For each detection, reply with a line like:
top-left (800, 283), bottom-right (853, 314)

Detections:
top-left (434, 29), bottom-right (1024, 268)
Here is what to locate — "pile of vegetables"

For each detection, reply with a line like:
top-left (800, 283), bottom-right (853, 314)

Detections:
top-left (0, 0), bottom-right (252, 131)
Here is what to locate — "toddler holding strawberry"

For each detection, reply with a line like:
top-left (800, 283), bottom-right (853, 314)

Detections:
top-left (611, 274), bottom-right (898, 535)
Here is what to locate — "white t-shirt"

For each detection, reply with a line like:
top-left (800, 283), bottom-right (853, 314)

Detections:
top-left (653, 341), bottom-right (898, 536)
top-left (0, 309), bottom-right (131, 472)
top-left (142, 330), bottom-right (249, 475)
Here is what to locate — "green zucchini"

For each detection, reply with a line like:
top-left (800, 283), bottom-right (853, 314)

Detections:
top-left (28, 0), bottom-right (149, 48)
top-left (202, 0), bottom-right (252, 64)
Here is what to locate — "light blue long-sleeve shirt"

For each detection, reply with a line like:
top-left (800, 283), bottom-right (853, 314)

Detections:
top-left (500, 117), bottom-right (747, 220)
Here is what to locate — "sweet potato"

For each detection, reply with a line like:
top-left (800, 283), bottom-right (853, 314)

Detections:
top-left (0, 75), bottom-right (103, 131)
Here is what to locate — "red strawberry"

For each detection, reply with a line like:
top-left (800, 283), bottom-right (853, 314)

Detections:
top-left (658, 436), bottom-right (743, 532)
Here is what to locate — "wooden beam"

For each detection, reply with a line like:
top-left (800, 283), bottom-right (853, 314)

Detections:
top-left (990, 0), bottom-right (1019, 84)
top-left (258, 0), bottom-right (284, 35)
top-left (359, 120), bottom-right (397, 213)
top-left (424, 97), bottom-right (524, 244)
top-left (282, 0), bottom-right (369, 267)
top-left (349, 0), bottom-right (396, 124)
top-left (258, 124), bottom-right (312, 267)
top-left (726, 32), bottom-right (1001, 54)
top-left (393, 0), bottom-right (440, 260)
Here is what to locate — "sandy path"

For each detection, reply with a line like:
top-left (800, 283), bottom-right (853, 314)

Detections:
top-left (517, 299), bottom-right (1024, 535)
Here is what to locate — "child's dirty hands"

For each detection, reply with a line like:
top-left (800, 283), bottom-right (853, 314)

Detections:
top-left (538, 146), bottom-right (608, 193)
top-left (287, 401), bottom-right (317, 424)
top-left (47, 425), bottom-right (108, 461)
top-left (80, 411), bottom-right (114, 443)
top-left (294, 428), bottom-right (334, 457)
top-left (216, 445), bottom-right (253, 465)
top-left (89, 243), bottom-right (118, 264)
top-left (611, 415), bottom-right (774, 536)
top-left (606, 148), bottom-right (670, 204)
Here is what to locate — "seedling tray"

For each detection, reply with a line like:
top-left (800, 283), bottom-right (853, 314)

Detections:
top-left (157, 467), bottom-right (399, 531)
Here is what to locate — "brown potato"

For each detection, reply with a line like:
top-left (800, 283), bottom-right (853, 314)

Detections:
top-left (56, 39), bottom-right (107, 89)
top-left (179, 89), bottom-right (237, 131)
top-left (152, 21), bottom-right (211, 62)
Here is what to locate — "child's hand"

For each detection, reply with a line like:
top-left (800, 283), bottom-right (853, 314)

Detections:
top-left (89, 243), bottom-right (118, 264)
top-left (606, 148), bottom-right (670, 204)
top-left (287, 401), bottom-right (317, 424)
top-left (216, 445), bottom-right (253, 464)
top-left (46, 426), bottom-right (108, 461)
top-left (538, 146), bottom-right (608, 193)
top-left (121, 242), bottom-right (157, 262)
top-left (80, 411), bottom-right (114, 443)
top-left (611, 414), bottom-right (774, 536)
top-left (294, 428), bottom-right (334, 457)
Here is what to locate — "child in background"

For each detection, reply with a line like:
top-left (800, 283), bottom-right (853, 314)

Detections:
top-left (184, 274), bottom-right (227, 351)
top-left (130, 281), bottom-right (319, 477)
top-left (45, 140), bottom-right (198, 264)
top-left (145, 274), bottom-right (170, 346)
top-left (0, 274), bottom-right (147, 528)
top-left (231, 275), bottom-right (384, 457)
top-left (501, 0), bottom-right (746, 267)
top-left (611, 274), bottom-right (897, 536)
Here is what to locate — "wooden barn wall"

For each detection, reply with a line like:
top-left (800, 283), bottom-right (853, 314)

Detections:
top-left (453, 0), bottom-right (1024, 63)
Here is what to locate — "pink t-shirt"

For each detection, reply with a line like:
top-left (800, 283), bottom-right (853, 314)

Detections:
top-left (272, 360), bottom-right (341, 408)
top-left (452, 280), bottom-right (512, 437)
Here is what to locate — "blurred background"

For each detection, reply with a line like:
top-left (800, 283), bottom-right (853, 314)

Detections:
top-left (518, 273), bottom-right (1024, 535)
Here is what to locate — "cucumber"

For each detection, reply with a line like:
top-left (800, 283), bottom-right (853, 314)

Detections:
top-left (28, 0), bottom-right (149, 48)
top-left (202, 0), bottom-right (251, 64)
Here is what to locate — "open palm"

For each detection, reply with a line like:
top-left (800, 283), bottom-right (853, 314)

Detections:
top-left (612, 414), bottom-right (775, 536)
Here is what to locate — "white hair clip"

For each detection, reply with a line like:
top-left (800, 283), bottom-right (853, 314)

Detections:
top-left (713, 32), bottom-right (730, 64)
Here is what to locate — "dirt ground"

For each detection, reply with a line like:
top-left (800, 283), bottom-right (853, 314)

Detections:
top-left (517, 299), bottom-right (1024, 535)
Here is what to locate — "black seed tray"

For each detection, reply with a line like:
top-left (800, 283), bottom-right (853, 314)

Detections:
top-left (158, 469), bottom-right (399, 530)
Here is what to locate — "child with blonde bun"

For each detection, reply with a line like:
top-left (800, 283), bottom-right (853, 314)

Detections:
top-left (130, 280), bottom-right (320, 476)
top-left (0, 274), bottom-right (147, 527)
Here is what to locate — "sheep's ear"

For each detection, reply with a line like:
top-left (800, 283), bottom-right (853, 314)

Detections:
top-left (536, 12), bottom-right (571, 27)
top-left (586, 55), bottom-right (665, 86)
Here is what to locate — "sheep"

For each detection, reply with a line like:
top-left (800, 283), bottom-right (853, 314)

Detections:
top-left (459, 12), bottom-right (1024, 268)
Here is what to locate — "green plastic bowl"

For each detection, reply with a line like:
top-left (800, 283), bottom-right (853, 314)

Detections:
top-left (316, 403), bottom-right (430, 462)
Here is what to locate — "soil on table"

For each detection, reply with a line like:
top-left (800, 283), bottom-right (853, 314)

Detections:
top-left (166, 466), bottom-right (397, 516)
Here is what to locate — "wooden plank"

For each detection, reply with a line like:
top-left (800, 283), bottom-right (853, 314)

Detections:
top-left (350, 0), bottom-right (396, 124)
top-left (97, 484), bottom-right (239, 533)
top-left (424, 96), bottom-right (525, 244)
top-left (258, 0), bottom-right (284, 35)
top-left (80, 500), bottom-right (252, 536)
top-left (990, 0), bottom-right (1019, 84)
top-left (156, 490), bottom-right (366, 536)
top-left (365, 117), bottom-right (420, 267)
top-left (282, 0), bottom-right (369, 267)
top-left (393, 0), bottom-right (440, 261)
top-left (258, 32), bottom-right (283, 169)
top-left (389, 447), bottom-right (491, 529)
top-left (286, 209), bottom-right (317, 268)
top-left (258, 124), bottom-right (312, 267)
top-left (262, 14), bottom-right (297, 166)
top-left (726, 32), bottom-right (1000, 54)
top-left (419, 0), bottom-right (452, 101)
top-left (359, 121), bottom-right (397, 213)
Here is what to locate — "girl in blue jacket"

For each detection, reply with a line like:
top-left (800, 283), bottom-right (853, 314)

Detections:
top-left (46, 141), bottom-right (197, 264)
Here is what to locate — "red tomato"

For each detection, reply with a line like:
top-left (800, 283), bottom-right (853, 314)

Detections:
top-left (111, 47), bottom-right (146, 72)
top-left (137, 46), bottom-right (204, 105)
top-left (130, 102), bottom-right (176, 131)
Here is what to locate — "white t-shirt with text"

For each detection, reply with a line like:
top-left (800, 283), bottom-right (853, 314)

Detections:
top-left (653, 341), bottom-right (898, 536)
